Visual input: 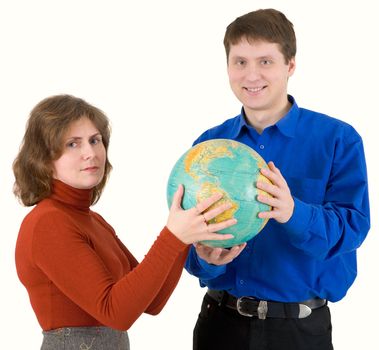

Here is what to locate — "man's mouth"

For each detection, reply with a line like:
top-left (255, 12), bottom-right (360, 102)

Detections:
top-left (245, 86), bottom-right (266, 93)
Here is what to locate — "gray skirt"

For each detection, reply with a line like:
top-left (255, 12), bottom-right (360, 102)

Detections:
top-left (41, 326), bottom-right (130, 350)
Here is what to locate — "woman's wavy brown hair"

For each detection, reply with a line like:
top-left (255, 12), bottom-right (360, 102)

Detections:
top-left (13, 94), bottom-right (112, 206)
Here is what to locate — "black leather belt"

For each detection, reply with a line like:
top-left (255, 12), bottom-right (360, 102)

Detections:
top-left (207, 289), bottom-right (327, 319)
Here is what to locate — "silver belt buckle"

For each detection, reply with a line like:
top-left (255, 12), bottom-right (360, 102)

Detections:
top-left (236, 297), bottom-right (268, 319)
top-left (236, 296), bottom-right (255, 317)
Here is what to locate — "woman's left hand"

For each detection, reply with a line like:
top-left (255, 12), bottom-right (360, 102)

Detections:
top-left (166, 184), bottom-right (237, 245)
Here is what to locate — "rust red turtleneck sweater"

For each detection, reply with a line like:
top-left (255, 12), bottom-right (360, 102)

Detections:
top-left (15, 180), bottom-right (188, 331)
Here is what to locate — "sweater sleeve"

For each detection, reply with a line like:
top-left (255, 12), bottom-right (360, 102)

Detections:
top-left (145, 248), bottom-right (189, 314)
top-left (112, 229), bottom-right (190, 315)
top-left (32, 213), bottom-right (187, 331)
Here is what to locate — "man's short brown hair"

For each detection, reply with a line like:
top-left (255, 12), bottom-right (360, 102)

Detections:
top-left (224, 8), bottom-right (296, 64)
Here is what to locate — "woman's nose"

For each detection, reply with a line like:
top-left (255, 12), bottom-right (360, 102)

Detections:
top-left (82, 143), bottom-right (95, 160)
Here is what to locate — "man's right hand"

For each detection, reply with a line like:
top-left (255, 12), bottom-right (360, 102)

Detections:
top-left (194, 242), bottom-right (246, 265)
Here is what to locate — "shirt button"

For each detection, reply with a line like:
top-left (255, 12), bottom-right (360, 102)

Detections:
top-left (259, 144), bottom-right (264, 150)
top-left (240, 279), bottom-right (244, 285)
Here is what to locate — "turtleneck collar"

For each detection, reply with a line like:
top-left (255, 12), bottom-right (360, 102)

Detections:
top-left (50, 179), bottom-right (93, 212)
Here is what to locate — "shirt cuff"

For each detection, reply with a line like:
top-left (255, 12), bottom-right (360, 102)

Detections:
top-left (282, 197), bottom-right (313, 243)
top-left (197, 254), bottom-right (227, 275)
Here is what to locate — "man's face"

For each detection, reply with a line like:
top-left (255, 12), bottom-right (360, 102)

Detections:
top-left (227, 38), bottom-right (295, 119)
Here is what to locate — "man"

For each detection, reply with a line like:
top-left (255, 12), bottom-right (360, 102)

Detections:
top-left (185, 8), bottom-right (370, 350)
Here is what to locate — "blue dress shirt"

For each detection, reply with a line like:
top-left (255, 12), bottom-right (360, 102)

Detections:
top-left (185, 96), bottom-right (370, 302)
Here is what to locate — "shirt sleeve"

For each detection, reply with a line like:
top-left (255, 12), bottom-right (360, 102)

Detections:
top-left (32, 217), bottom-right (187, 331)
top-left (282, 126), bottom-right (370, 260)
top-left (184, 245), bottom-right (227, 281)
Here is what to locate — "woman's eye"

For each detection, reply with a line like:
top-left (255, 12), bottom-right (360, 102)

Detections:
top-left (90, 137), bottom-right (102, 145)
top-left (67, 142), bottom-right (77, 148)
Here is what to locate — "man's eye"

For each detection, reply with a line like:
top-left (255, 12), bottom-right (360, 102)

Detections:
top-left (237, 60), bottom-right (246, 66)
top-left (261, 60), bottom-right (272, 65)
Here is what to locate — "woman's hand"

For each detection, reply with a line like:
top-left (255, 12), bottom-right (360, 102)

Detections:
top-left (166, 185), bottom-right (237, 245)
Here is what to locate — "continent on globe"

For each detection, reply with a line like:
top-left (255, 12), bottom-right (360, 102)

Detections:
top-left (166, 139), bottom-right (272, 248)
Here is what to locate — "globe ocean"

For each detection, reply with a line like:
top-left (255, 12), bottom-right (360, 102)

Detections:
top-left (167, 139), bottom-right (271, 248)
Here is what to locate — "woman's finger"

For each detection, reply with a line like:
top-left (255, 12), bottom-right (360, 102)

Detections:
top-left (203, 202), bottom-right (232, 221)
top-left (201, 232), bottom-right (234, 241)
top-left (194, 192), bottom-right (223, 213)
top-left (170, 184), bottom-right (184, 210)
top-left (207, 218), bottom-right (237, 232)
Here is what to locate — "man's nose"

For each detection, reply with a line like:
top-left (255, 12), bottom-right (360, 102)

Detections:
top-left (246, 63), bottom-right (261, 81)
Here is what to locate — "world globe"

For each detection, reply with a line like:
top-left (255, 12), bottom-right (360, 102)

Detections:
top-left (166, 139), bottom-right (272, 248)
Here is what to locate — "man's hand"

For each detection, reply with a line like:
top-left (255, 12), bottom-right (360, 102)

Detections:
top-left (194, 242), bottom-right (246, 265)
top-left (256, 161), bottom-right (294, 223)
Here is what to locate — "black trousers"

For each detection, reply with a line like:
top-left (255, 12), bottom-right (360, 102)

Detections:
top-left (193, 293), bottom-right (333, 350)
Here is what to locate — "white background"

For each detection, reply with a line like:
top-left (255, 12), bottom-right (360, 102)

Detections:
top-left (1, 0), bottom-right (378, 348)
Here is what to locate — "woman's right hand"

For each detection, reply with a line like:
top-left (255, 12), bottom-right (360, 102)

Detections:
top-left (166, 184), bottom-right (237, 245)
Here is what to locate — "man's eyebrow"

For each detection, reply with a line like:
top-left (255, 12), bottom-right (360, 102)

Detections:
top-left (230, 55), bottom-right (246, 59)
top-left (256, 55), bottom-right (274, 60)
top-left (230, 54), bottom-right (274, 60)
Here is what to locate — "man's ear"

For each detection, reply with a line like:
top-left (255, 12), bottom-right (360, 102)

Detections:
top-left (288, 57), bottom-right (296, 76)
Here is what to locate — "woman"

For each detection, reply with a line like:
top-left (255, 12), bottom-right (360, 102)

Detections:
top-left (13, 94), bottom-right (236, 349)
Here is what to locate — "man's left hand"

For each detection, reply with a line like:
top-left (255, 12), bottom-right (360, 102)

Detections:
top-left (256, 161), bottom-right (294, 223)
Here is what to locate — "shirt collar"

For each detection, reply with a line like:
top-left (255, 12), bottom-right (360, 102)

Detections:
top-left (230, 108), bottom-right (249, 138)
top-left (275, 95), bottom-right (299, 138)
top-left (232, 95), bottom-right (300, 138)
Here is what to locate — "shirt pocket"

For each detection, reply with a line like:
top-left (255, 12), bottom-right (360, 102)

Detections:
top-left (286, 177), bottom-right (325, 204)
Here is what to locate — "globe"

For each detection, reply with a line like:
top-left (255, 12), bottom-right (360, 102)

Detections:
top-left (166, 138), bottom-right (271, 248)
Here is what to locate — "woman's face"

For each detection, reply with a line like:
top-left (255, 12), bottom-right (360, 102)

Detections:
top-left (52, 117), bottom-right (106, 189)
